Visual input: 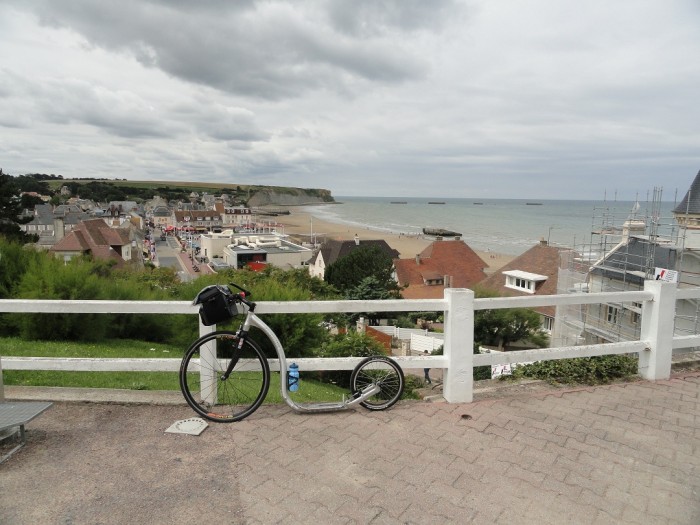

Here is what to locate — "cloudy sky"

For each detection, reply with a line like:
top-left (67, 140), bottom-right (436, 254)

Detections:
top-left (1, 0), bottom-right (698, 200)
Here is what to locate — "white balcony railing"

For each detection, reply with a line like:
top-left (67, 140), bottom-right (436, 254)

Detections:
top-left (0, 280), bottom-right (692, 403)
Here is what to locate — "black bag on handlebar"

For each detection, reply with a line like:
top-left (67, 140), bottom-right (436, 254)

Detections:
top-left (194, 285), bottom-right (238, 326)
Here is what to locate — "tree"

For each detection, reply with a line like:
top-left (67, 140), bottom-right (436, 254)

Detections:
top-left (342, 276), bottom-right (396, 325)
top-left (0, 170), bottom-right (37, 243)
top-left (176, 266), bottom-right (337, 358)
top-left (324, 245), bottom-right (400, 297)
top-left (473, 288), bottom-right (549, 350)
top-left (475, 307), bottom-right (548, 350)
top-left (15, 175), bottom-right (51, 195)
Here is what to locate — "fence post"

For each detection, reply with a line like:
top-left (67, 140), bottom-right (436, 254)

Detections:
top-left (199, 319), bottom-right (217, 404)
top-left (442, 288), bottom-right (474, 403)
top-left (639, 280), bottom-right (676, 380)
top-left (0, 355), bottom-right (4, 402)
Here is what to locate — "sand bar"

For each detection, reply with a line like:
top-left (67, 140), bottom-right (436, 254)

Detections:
top-left (272, 208), bottom-right (514, 274)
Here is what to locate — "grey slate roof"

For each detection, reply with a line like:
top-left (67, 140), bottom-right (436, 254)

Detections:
top-left (590, 237), bottom-right (678, 285)
top-left (674, 169), bottom-right (700, 214)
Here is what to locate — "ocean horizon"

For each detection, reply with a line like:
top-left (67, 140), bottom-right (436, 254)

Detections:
top-left (301, 196), bottom-right (679, 256)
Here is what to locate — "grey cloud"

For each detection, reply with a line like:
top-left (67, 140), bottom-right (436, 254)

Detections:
top-left (2, 1), bottom-right (698, 198)
top-left (1, 65), bottom-right (269, 143)
top-left (15, 0), bottom-right (432, 100)
top-left (326, 0), bottom-right (462, 37)
top-left (188, 105), bottom-right (269, 142)
top-left (35, 79), bottom-right (171, 138)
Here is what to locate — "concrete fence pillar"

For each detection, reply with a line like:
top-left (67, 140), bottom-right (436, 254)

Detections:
top-left (639, 280), bottom-right (676, 380)
top-left (442, 288), bottom-right (474, 403)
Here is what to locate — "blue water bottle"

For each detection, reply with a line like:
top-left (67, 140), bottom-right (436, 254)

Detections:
top-left (288, 362), bottom-right (299, 392)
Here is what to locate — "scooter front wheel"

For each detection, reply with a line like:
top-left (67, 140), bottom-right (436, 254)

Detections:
top-left (350, 356), bottom-right (405, 410)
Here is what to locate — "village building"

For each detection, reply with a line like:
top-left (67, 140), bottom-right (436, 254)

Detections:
top-left (479, 240), bottom-right (567, 333)
top-left (214, 202), bottom-right (254, 229)
top-left (151, 206), bottom-right (172, 229)
top-left (21, 204), bottom-right (91, 249)
top-left (309, 238), bottom-right (399, 281)
top-left (393, 240), bottom-right (488, 299)
top-left (552, 172), bottom-right (700, 351)
top-left (221, 234), bottom-right (312, 270)
top-left (173, 210), bottom-right (223, 233)
top-left (49, 218), bottom-right (134, 268)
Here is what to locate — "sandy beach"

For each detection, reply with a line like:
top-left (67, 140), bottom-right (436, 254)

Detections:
top-left (275, 208), bottom-right (514, 274)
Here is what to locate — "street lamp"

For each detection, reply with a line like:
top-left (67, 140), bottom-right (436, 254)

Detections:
top-left (547, 225), bottom-right (559, 245)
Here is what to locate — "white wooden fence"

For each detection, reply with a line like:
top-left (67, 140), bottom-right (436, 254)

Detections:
top-left (371, 326), bottom-right (444, 354)
top-left (0, 280), bottom-right (695, 403)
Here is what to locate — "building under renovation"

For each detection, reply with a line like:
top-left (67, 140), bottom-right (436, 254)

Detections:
top-left (553, 171), bottom-right (700, 352)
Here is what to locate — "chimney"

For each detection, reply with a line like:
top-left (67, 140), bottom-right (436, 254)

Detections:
top-left (540, 237), bottom-right (548, 246)
top-left (622, 219), bottom-right (646, 241)
top-left (53, 217), bottom-right (65, 242)
top-left (354, 234), bottom-right (360, 246)
top-left (415, 254), bottom-right (421, 265)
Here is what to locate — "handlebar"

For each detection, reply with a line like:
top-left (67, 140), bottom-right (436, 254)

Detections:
top-left (228, 282), bottom-right (256, 310)
top-left (228, 282), bottom-right (251, 298)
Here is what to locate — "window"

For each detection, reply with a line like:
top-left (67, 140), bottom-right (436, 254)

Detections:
top-left (542, 316), bottom-right (554, 332)
top-left (502, 270), bottom-right (547, 294)
top-left (607, 305), bottom-right (619, 324)
top-left (630, 302), bottom-right (642, 325)
top-left (506, 275), bottom-right (533, 292)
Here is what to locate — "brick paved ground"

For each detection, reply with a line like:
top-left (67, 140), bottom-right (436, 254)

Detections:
top-left (1, 373), bottom-right (699, 524)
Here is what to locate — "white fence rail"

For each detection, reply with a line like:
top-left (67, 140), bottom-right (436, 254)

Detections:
top-left (372, 326), bottom-right (444, 342)
top-left (410, 333), bottom-right (444, 354)
top-left (0, 280), bottom-right (692, 403)
top-left (371, 325), bottom-right (445, 354)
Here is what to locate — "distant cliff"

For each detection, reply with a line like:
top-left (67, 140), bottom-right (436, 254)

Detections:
top-left (247, 187), bottom-right (334, 206)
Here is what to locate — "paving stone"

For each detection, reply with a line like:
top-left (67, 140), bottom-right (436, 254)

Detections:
top-left (2, 371), bottom-right (699, 524)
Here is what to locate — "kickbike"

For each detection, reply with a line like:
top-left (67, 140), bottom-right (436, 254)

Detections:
top-left (179, 283), bottom-right (405, 423)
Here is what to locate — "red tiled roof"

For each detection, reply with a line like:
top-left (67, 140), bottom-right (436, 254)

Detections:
top-left (394, 240), bottom-right (488, 299)
top-left (50, 219), bottom-right (131, 267)
top-left (52, 229), bottom-right (91, 252)
top-left (479, 242), bottom-right (565, 316)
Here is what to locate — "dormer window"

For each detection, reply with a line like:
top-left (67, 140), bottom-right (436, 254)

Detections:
top-left (420, 271), bottom-right (444, 286)
top-left (503, 270), bottom-right (547, 294)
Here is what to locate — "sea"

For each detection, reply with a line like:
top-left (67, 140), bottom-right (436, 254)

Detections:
top-left (301, 196), bottom-right (679, 256)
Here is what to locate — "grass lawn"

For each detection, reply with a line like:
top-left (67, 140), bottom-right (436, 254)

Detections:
top-left (0, 337), bottom-right (349, 403)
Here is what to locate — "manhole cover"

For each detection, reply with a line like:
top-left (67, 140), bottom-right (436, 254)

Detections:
top-left (165, 418), bottom-right (208, 436)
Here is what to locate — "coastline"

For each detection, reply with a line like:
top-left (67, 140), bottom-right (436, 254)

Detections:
top-left (276, 209), bottom-right (514, 274)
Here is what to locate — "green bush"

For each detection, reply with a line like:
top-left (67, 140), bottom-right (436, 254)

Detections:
top-left (402, 375), bottom-right (422, 400)
top-left (315, 331), bottom-right (386, 388)
top-left (511, 354), bottom-right (638, 385)
top-left (194, 267), bottom-right (336, 358)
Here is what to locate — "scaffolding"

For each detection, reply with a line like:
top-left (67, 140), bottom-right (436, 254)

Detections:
top-left (552, 188), bottom-right (680, 347)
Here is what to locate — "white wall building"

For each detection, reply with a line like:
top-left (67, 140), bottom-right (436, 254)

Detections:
top-left (222, 235), bottom-right (312, 270)
top-left (199, 232), bottom-right (312, 270)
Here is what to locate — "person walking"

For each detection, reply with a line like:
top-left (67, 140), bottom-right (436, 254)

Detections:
top-left (423, 350), bottom-right (432, 384)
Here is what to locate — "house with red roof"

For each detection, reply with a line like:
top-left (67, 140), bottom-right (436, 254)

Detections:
top-left (478, 239), bottom-right (565, 332)
top-left (50, 218), bottom-right (134, 268)
top-left (393, 240), bottom-right (488, 299)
